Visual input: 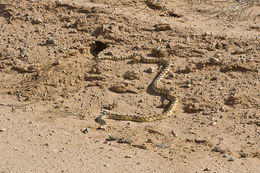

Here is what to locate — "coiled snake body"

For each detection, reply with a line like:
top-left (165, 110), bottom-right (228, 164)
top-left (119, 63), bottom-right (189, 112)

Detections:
top-left (95, 53), bottom-right (178, 125)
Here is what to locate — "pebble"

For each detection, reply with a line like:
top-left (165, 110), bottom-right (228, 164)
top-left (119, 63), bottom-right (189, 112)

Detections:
top-left (66, 22), bottom-right (71, 27)
top-left (109, 85), bottom-right (127, 94)
top-left (106, 135), bottom-right (118, 141)
top-left (228, 157), bottom-right (234, 161)
top-left (151, 47), bottom-right (167, 57)
top-left (171, 130), bottom-right (177, 137)
top-left (203, 168), bottom-right (210, 171)
top-left (232, 48), bottom-right (244, 54)
top-left (145, 66), bottom-right (155, 73)
top-left (132, 144), bottom-right (147, 149)
top-left (54, 105), bottom-right (61, 109)
top-left (223, 154), bottom-right (228, 158)
top-left (117, 137), bottom-right (133, 144)
top-left (210, 121), bottom-right (217, 126)
top-left (153, 24), bottom-right (172, 31)
top-left (32, 18), bottom-right (43, 24)
top-left (0, 128), bottom-right (7, 132)
top-left (146, 139), bottom-right (153, 143)
top-left (156, 142), bottom-right (171, 149)
top-left (123, 70), bottom-right (139, 80)
top-left (212, 147), bottom-right (226, 154)
top-left (240, 153), bottom-right (248, 158)
top-left (46, 37), bottom-right (55, 44)
top-left (125, 155), bottom-right (132, 158)
top-left (247, 141), bottom-right (254, 145)
top-left (104, 164), bottom-right (110, 167)
top-left (132, 45), bottom-right (142, 50)
top-left (203, 31), bottom-right (211, 36)
top-left (69, 29), bottom-right (77, 34)
top-left (168, 73), bottom-right (174, 78)
top-left (104, 51), bottom-right (113, 56)
top-left (103, 103), bottom-right (116, 110)
top-left (81, 128), bottom-right (89, 134)
top-left (209, 57), bottom-right (220, 64)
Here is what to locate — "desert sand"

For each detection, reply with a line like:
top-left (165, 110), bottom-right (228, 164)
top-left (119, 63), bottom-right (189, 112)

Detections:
top-left (0, 0), bottom-right (259, 172)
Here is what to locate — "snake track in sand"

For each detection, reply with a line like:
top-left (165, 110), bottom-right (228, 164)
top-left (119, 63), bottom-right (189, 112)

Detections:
top-left (95, 53), bottom-right (178, 126)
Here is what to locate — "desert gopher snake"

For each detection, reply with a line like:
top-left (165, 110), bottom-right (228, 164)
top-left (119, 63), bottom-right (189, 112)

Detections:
top-left (95, 53), bottom-right (178, 125)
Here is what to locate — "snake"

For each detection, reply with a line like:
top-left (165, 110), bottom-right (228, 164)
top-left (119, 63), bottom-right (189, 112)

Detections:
top-left (95, 53), bottom-right (178, 126)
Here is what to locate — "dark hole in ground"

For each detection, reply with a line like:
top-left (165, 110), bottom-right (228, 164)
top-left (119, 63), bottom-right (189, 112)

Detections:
top-left (90, 41), bottom-right (107, 56)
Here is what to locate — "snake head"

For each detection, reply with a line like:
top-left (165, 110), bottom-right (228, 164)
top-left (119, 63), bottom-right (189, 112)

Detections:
top-left (95, 112), bottom-right (108, 125)
top-left (95, 117), bottom-right (107, 125)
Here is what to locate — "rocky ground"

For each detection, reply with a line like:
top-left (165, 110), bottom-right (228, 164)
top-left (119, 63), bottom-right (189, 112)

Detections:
top-left (0, 0), bottom-right (259, 172)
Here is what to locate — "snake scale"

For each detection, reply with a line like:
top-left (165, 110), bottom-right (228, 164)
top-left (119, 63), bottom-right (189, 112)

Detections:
top-left (95, 53), bottom-right (178, 126)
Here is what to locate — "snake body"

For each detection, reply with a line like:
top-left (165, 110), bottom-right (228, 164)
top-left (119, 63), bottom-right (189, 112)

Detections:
top-left (95, 53), bottom-right (178, 125)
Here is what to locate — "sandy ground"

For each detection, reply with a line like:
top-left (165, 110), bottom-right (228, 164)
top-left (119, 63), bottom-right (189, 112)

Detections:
top-left (0, 0), bottom-right (260, 172)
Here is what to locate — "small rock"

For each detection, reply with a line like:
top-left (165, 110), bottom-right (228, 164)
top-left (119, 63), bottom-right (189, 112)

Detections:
top-left (81, 128), bottom-right (89, 134)
top-left (103, 103), bottom-right (117, 110)
top-left (55, 0), bottom-right (62, 4)
top-left (104, 51), bottom-right (113, 56)
top-left (156, 142), bottom-right (171, 149)
top-left (117, 137), bottom-right (133, 144)
top-left (32, 18), bottom-right (43, 24)
top-left (132, 45), bottom-right (142, 50)
top-left (171, 130), bottom-right (177, 137)
top-left (203, 168), bottom-right (210, 171)
top-left (232, 48), bottom-right (244, 54)
top-left (157, 99), bottom-right (169, 108)
top-left (138, 99), bottom-right (144, 103)
top-left (66, 22), bottom-right (71, 27)
top-left (209, 57), bottom-right (220, 64)
top-left (54, 105), bottom-right (61, 109)
top-left (228, 157), bottom-right (234, 161)
top-left (223, 154), bottom-right (228, 158)
top-left (125, 155), bottom-right (132, 158)
top-left (154, 24), bottom-right (172, 31)
top-left (104, 164), bottom-right (110, 167)
top-left (146, 139), bottom-right (153, 143)
top-left (146, 0), bottom-right (166, 10)
top-left (109, 84), bottom-right (137, 94)
top-left (194, 139), bottom-right (207, 144)
top-left (69, 29), bottom-right (77, 33)
top-left (123, 70), bottom-right (139, 80)
top-left (247, 141), bottom-right (254, 145)
top-left (183, 103), bottom-right (203, 113)
top-left (145, 66), bottom-right (155, 73)
top-left (203, 31), bottom-right (211, 36)
top-left (84, 74), bottom-right (106, 81)
top-left (151, 47), bottom-right (167, 57)
top-left (147, 128), bottom-right (163, 135)
top-left (132, 144), bottom-right (147, 149)
top-left (212, 147), bottom-right (226, 154)
top-left (106, 136), bottom-right (118, 141)
top-left (0, 128), bottom-right (7, 132)
top-left (168, 73), bottom-right (174, 78)
top-left (109, 85), bottom-right (127, 93)
top-left (215, 42), bottom-right (222, 49)
top-left (210, 121), bottom-right (217, 126)
top-left (240, 153), bottom-right (248, 158)
top-left (225, 95), bottom-right (242, 106)
top-left (46, 37), bottom-right (55, 45)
